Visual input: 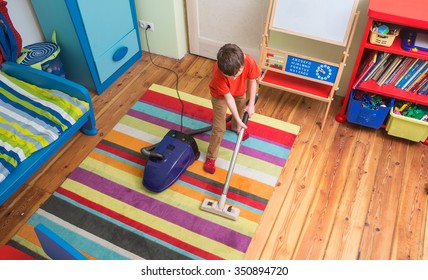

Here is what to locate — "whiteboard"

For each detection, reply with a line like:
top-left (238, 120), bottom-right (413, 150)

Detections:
top-left (270, 0), bottom-right (358, 46)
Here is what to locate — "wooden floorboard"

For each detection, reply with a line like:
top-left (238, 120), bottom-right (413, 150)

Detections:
top-left (392, 141), bottom-right (428, 259)
top-left (1, 53), bottom-right (427, 260)
top-left (294, 123), bottom-right (357, 259)
top-left (358, 137), bottom-right (407, 259)
top-left (324, 127), bottom-right (381, 259)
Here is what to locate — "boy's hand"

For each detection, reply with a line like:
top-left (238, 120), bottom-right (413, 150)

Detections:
top-left (237, 119), bottom-right (248, 132)
top-left (245, 104), bottom-right (255, 117)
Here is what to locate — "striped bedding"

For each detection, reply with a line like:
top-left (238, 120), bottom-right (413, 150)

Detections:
top-left (0, 72), bottom-right (89, 183)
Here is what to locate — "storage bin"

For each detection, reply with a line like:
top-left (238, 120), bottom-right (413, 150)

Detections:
top-left (369, 26), bottom-right (400, 47)
top-left (385, 108), bottom-right (428, 142)
top-left (347, 91), bottom-right (394, 129)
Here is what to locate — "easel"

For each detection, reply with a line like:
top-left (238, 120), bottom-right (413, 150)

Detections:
top-left (258, 0), bottom-right (359, 130)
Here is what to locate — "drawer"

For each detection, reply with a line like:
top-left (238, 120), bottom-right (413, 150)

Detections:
top-left (94, 30), bottom-right (140, 83)
top-left (76, 0), bottom-right (134, 58)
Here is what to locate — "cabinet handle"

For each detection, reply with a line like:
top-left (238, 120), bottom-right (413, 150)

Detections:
top-left (112, 46), bottom-right (128, 62)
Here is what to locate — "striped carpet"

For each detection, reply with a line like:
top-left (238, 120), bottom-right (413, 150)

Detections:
top-left (8, 84), bottom-right (300, 260)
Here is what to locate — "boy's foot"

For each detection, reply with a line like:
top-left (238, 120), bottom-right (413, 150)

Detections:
top-left (226, 122), bottom-right (250, 141)
top-left (242, 130), bottom-right (250, 141)
top-left (203, 158), bottom-right (216, 174)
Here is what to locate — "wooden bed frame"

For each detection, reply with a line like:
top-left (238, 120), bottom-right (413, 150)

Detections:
top-left (0, 61), bottom-right (98, 205)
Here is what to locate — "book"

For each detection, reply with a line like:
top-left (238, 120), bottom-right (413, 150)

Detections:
top-left (377, 55), bottom-right (403, 86)
top-left (412, 75), bottom-right (428, 93)
top-left (410, 72), bottom-right (427, 92)
top-left (419, 80), bottom-right (428, 95)
top-left (395, 58), bottom-right (422, 88)
top-left (386, 57), bottom-right (414, 85)
top-left (364, 52), bottom-right (391, 81)
top-left (402, 60), bottom-right (428, 90)
top-left (415, 78), bottom-right (428, 94)
top-left (373, 54), bottom-right (395, 81)
top-left (352, 50), bottom-right (377, 88)
top-left (408, 63), bottom-right (428, 91)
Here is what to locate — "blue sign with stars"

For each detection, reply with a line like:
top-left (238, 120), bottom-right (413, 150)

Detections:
top-left (285, 56), bottom-right (338, 83)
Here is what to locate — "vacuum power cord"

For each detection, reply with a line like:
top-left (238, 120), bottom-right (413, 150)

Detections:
top-left (144, 25), bottom-right (184, 132)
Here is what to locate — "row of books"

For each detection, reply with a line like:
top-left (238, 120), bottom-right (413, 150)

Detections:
top-left (353, 50), bottom-right (428, 95)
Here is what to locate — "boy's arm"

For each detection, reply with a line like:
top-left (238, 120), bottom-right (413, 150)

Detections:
top-left (246, 78), bottom-right (257, 117)
top-left (224, 92), bottom-right (247, 131)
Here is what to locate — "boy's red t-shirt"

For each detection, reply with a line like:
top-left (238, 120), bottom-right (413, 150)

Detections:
top-left (209, 54), bottom-right (260, 98)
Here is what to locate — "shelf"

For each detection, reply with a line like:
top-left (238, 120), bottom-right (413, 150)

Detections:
top-left (357, 79), bottom-right (428, 106)
top-left (339, 0), bottom-right (428, 144)
top-left (364, 35), bottom-right (428, 60)
top-left (260, 70), bottom-right (333, 101)
top-left (368, 0), bottom-right (428, 30)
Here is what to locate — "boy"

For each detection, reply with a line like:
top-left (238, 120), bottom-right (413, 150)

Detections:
top-left (204, 43), bottom-right (261, 174)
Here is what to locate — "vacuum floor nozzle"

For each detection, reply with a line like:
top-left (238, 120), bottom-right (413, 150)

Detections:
top-left (200, 198), bottom-right (240, 221)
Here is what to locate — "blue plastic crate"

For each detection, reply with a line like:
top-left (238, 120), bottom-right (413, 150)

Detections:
top-left (346, 90), bottom-right (394, 129)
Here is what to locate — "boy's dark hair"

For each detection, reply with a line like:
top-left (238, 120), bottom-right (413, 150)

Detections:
top-left (217, 43), bottom-right (244, 76)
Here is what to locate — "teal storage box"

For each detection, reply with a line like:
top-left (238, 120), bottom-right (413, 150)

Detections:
top-left (346, 90), bottom-right (394, 129)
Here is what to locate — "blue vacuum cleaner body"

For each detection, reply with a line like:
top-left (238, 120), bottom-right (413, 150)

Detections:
top-left (143, 130), bottom-right (200, 192)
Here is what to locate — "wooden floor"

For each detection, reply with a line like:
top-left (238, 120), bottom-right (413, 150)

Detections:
top-left (1, 53), bottom-right (427, 260)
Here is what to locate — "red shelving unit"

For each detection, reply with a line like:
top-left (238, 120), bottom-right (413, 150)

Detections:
top-left (337, 0), bottom-right (428, 143)
top-left (357, 80), bottom-right (428, 104)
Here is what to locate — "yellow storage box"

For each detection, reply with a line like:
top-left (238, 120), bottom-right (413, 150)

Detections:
top-left (385, 108), bottom-right (428, 142)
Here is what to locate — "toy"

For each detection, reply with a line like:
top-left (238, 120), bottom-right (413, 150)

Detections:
top-left (377, 24), bottom-right (389, 34)
top-left (401, 29), bottom-right (428, 52)
top-left (17, 32), bottom-right (65, 77)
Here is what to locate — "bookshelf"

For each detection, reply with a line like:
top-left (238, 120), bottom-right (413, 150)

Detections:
top-left (258, 0), bottom-right (359, 130)
top-left (336, 0), bottom-right (428, 143)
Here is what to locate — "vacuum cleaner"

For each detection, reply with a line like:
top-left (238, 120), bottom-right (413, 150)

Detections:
top-left (141, 113), bottom-right (235, 192)
top-left (200, 112), bottom-right (249, 221)
top-left (141, 96), bottom-right (257, 194)
top-left (141, 130), bottom-right (200, 192)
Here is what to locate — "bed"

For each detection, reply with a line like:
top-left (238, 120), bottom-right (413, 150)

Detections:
top-left (0, 61), bottom-right (97, 205)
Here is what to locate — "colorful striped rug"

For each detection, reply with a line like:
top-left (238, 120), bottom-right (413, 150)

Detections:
top-left (8, 84), bottom-right (300, 260)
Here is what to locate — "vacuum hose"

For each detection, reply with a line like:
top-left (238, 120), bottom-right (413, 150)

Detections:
top-left (140, 145), bottom-right (165, 160)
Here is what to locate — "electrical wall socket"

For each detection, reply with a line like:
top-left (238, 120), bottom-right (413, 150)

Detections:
top-left (138, 20), bottom-right (154, 31)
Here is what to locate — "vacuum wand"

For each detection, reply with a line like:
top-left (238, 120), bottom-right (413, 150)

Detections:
top-left (200, 112), bottom-right (249, 221)
top-left (219, 112), bottom-right (248, 208)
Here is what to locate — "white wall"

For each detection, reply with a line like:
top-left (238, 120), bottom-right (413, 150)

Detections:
top-left (135, 0), bottom-right (188, 59)
top-left (7, 0), bottom-right (43, 45)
